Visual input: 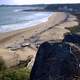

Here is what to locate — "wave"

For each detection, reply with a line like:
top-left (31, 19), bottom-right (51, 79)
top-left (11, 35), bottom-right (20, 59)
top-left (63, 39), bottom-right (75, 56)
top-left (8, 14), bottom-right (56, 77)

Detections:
top-left (0, 17), bottom-right (48, 33)
top-left (13, 7), bottom-right (45, 13)
top-left (13, 9), bottom-right (22, 12)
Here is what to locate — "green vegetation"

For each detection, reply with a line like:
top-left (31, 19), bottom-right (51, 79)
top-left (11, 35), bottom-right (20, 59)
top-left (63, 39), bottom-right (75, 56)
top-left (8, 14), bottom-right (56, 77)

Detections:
top-left (0, 57), bottom-right (6, 71)
top-left (66, 25), bottom-right (80, 46)
top-left (0, 68), bottom-right (31, 80)
top-left (67, 25), bottom-right (80, 34)
top-left (0, 58), bottom-right (31, 80)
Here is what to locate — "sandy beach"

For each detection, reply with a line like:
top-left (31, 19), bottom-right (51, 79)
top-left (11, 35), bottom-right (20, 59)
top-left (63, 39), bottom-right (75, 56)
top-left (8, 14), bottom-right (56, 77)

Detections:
top-left (0, 12), bottom-right (79, 67)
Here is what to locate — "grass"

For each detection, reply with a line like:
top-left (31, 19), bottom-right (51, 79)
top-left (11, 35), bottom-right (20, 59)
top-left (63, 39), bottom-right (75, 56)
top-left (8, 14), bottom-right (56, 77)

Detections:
top-left (66, 25), bottom-right (80, 46)
top-left (0, 56), bottom-right (6, 71)
top-left (0, 57), bottom-right (31, 80)
top-left (66, 25), bottom-right (80, 34)
top-left (0, 68), bottom-right (31, 80)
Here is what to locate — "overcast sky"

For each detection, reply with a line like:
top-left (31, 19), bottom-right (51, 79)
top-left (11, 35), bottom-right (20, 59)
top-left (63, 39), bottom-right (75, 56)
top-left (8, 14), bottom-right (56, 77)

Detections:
top-left (0, 0), bottom-right (80, 5)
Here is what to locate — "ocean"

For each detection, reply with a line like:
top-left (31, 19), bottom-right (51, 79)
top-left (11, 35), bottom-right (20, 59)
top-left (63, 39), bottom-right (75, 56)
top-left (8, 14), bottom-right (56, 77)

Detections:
top-left (0, 6), bottom-right (52, 32)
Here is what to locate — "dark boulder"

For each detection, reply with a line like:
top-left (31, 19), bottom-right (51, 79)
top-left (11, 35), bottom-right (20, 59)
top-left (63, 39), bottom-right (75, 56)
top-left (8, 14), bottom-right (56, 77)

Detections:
top-left (30, 41), bottom-right (79, 80)
top-left (63, 34), bottom-right (80, 44)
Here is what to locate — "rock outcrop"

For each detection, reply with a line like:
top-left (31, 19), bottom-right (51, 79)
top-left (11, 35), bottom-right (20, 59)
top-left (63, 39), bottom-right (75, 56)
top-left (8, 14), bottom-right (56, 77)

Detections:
top-left (63, 33), bottom-right (80, 44)
top-left (30, 41), bottom-right (80, 80)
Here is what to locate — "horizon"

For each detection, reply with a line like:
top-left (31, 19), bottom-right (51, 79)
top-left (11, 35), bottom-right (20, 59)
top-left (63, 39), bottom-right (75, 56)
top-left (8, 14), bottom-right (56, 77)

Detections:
top-left (0, 3), bottom-right (80, 6)
top-left (0, 0), bottom-right (80, 5)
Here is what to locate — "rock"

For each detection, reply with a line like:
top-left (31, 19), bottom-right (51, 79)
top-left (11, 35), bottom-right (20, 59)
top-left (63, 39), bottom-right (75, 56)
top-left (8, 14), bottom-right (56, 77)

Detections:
top-left (18, 55), bottom-right (33, 67)
top-left (30, 41), bottom-right (79, 80)
top-left (69, 43), bottom-right (80, 76)
top-left (20, 42), bottom-right (30, 47)
top-left (27, 55), bottom-right (36, 69)
top-left (63, 33), bottom-right (80, 44)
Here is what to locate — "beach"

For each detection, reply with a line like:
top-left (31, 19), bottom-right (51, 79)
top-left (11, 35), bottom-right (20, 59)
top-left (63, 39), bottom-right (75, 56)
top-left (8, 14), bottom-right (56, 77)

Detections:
top-left (0, 12), bottom-right (79, 68)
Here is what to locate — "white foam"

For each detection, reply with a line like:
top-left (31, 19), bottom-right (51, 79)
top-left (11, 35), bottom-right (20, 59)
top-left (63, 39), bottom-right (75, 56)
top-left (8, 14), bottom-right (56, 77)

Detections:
top-left (0, 12), bottom-right (53, 33)
top-left (13, 9), bottom-right (22, 12)
top-left (0, 17), bottom-right (48, 33)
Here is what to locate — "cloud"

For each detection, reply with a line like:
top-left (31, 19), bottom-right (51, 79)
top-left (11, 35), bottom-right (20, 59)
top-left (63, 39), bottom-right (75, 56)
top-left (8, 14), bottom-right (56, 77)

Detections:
top-left (0, 0), bottom-right (80, 5)
top-left (14, 0), bottom-right (80, 4)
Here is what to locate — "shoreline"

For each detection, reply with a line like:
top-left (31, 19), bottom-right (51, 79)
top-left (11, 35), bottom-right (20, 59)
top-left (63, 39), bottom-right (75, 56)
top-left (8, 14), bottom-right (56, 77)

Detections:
top-left (0, 17), bottom-right (49, 33)
top-left (0, 12), bottom-right (79, 47)
top-left (0, 12), bottom-right (79, 68)
top-left (0, 12), bottom-right (52, 33)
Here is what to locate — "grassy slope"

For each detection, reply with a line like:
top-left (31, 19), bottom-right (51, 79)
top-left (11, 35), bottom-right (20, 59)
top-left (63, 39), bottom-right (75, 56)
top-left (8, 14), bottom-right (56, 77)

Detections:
top-left (0, 67), bottom-right (31, 80)
top-left (67, 25), bottom-right (80, 34)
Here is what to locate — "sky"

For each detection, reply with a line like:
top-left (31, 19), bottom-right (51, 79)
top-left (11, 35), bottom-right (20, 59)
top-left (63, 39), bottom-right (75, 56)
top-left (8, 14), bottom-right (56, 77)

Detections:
top-left (0, 0), bottom-right (80, 5)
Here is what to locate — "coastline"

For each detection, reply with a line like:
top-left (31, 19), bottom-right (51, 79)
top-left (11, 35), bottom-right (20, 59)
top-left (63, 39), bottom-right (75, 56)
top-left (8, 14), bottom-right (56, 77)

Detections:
top-left (0, 17), bottom-right (49, 33)
top-left (0, 12), bottom-right (79, 68)
top-left (0, 12), bottom-right (79, 47)
top-left (0, 11), bottom-right (52, 33)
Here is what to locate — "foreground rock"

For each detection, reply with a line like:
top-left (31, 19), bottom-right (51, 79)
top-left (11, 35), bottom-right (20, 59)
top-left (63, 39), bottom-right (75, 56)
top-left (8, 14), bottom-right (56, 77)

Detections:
top-left (63, 33), bottom-right (80, 44)
top-left (30, 41), bottom-right (80, 80)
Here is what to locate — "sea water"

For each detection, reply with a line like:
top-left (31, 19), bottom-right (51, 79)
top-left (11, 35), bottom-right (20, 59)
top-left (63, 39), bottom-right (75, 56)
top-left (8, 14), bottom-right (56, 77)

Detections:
top-left (0, 6), bottom-right (52, 32)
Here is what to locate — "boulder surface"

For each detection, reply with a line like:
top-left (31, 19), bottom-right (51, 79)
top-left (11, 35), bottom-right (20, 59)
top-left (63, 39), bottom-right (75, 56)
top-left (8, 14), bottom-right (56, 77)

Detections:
top-left (30, 41), bottom-right (80, 80)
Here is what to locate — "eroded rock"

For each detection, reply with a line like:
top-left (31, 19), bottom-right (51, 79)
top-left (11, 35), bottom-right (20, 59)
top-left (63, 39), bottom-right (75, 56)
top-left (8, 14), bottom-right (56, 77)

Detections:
top-left (30, 41), bottom-right (80, 80)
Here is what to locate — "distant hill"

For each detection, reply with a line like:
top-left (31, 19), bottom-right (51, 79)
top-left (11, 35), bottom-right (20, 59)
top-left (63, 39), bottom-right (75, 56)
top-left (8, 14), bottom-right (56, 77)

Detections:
top-left (0, 4), bottom-right (46, 7)
top-left (45, 4), bottom-right (80, 12)
top-left (0, 4), bottom-right (80, 12)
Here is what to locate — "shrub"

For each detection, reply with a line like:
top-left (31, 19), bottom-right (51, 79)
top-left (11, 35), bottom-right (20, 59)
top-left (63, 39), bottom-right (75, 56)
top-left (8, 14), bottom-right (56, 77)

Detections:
top-left (0, 56), bottom-right (6, 71)
top-left (66, 26), bottom-right (80, 34)
top-left (0, 68), bottom-right (31, 80)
